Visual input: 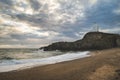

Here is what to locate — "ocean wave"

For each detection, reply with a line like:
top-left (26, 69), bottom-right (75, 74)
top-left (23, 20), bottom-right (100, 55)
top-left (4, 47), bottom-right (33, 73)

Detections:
top-left (0, 51), bottom-right (90, 72)
top-left (0, 57), bottom-right (14, 60)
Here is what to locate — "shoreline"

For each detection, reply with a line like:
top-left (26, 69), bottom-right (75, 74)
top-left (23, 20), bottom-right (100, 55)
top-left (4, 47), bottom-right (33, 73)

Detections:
top-left (0, 51), bottom-right (90, 73)
top-left (0, 48), bottom-right (120, 80)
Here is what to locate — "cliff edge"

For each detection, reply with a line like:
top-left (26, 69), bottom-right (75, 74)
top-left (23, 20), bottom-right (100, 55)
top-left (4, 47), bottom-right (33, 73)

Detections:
top-left (41, 32), bottom-right (120, 51)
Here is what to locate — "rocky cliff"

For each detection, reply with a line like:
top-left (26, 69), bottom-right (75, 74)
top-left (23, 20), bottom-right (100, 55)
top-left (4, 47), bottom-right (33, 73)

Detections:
top-left (41, 32), bottom-right (120, 51)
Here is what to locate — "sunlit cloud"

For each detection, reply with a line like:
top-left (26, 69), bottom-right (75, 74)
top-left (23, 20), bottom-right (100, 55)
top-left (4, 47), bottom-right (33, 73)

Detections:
top-left (101, 27), bottom-right (120, 33)
top-left (89, 0), bottom-right (98, 6)
top-left (0, 44), bottom-right (27, 48)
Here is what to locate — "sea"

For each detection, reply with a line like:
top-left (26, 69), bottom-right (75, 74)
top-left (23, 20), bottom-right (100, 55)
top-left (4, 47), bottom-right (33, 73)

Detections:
top-left (0, 48), bottom-right (90, 72)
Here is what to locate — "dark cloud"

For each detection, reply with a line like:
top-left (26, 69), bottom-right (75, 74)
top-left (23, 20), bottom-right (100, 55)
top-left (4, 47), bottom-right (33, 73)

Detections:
top-left (29, 0), bottom-right (41, 10)
top-left (85, 0), bottom-right (120, 25)
top-left (0, 0), bottom-right (13, 6)
top-left (10, 33), bottom-right (47, 40)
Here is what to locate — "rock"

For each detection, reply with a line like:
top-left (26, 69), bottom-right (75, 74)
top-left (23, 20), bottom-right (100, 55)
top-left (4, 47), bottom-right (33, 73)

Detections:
top-left (116, 37), bottom-right (120, 47)
top-left (41, 32), bottom-right (120, 51)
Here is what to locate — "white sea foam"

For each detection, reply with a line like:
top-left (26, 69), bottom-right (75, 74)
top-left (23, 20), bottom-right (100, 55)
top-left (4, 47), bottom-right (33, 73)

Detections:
top-left (0, 51), bottom-right (90, 72)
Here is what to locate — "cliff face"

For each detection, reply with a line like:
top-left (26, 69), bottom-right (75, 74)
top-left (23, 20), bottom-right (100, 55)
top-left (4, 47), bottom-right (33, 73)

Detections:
top-left (41, 32), bottom-right (120, 51)
top-left (78, 32), bottom-right (119, 50)
top-left (117, 37), bottom-right (120, 47)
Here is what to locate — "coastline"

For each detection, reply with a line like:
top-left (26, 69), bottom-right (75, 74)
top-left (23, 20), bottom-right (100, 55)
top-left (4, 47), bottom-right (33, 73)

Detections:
top-left (0, 51), bottom-right (90, 73)
top-left (0, 48), bottom-right (120, 80)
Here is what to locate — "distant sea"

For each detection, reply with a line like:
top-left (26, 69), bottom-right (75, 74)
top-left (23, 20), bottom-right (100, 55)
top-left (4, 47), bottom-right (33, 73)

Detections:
top-left (0, 48), bottom-right (90, 72)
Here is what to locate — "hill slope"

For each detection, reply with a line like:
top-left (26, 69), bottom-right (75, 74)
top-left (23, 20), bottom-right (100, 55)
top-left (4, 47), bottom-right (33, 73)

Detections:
top-left (41, 32), bottom-right (120, 51)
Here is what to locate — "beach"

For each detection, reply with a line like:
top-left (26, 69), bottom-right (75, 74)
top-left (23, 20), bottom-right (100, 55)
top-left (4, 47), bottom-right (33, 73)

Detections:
top-left (0, 48), bottom-right (120, 80)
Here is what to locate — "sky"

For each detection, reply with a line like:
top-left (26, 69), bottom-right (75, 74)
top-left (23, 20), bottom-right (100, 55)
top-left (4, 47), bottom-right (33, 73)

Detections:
top-left (0, 0), bottom-right (120, 48)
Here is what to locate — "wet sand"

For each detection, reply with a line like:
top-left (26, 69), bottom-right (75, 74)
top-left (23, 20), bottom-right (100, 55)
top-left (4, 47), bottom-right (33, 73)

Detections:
top-left (0, 48), bottom-right (120, 80)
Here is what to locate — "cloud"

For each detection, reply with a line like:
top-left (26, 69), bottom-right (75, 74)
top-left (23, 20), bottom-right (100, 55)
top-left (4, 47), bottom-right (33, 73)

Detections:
top-left (89, 0), bottom-right (98, 6)
top-left (101, 27), bottom-right (120, 34)
top-left (0, 0), bottom-right (120, 48)
top-left (0, 0), bottom-right (13, 6)
top-left (0, 45), bottom-right (26, 48)
top-left (113, 4), bottom-right (120, 15)
top-left (29, 0), bottom-right (41, 10)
